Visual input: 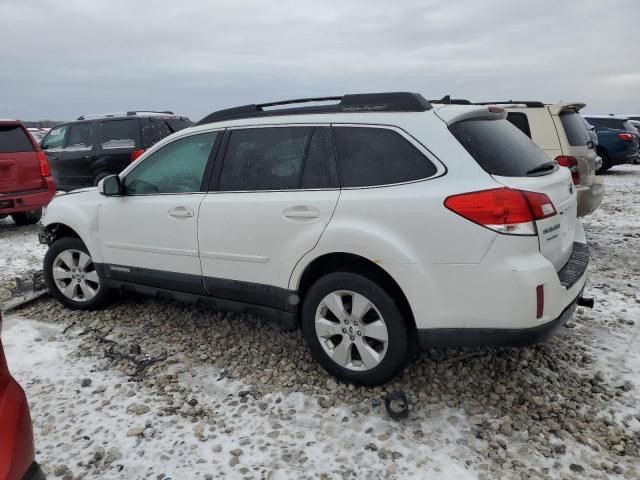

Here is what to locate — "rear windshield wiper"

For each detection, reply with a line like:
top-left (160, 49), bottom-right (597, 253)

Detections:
top-left (526, 161), bottom-right (557, 176)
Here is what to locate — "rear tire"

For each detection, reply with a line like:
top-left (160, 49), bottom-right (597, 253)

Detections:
top-left (11, 208), bottom-right (42, 225)
top-left (44, 237), bottom-right (112, 310)
top-left (301, 272), bottom-right (410, 386)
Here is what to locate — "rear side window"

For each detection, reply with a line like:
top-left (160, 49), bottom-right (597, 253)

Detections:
top-left (0, 125), bottom-right (34, 153)
top-left (450, 119), bottom-right (552, 177)
top-left (506, 112), bottom-right (531, 138)
top-left (560, 112), bottom-right (589, 146)
top-left (333, 127), bottom-right (436, 187)
top-left (219, 126), bottom-right (338, 191)
top-left (66, 123), bottom-right (94, 150)
top-left (141, 118), bottom-right (172, 148)
top-left (100, 119), bottom-right (138, 149)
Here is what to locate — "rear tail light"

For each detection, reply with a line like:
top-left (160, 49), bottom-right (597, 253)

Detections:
top-left (444, 187), bottom-right (556, 236)
top-left (555, 156), bottom-right (579, 185)
top-left (618, 133), bottom-right (634, 141)
top-left (536, 285), bottom-right (544, 319)
top-left (130, 149), bottom-right (146, 162)
top-left (37, 150), bottom-right (50, 177)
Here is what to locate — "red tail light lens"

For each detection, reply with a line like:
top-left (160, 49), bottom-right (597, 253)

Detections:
top-left (444, 187), bottom-right (556, 235)
top-left (618, 133), bottom-right (634, 141)
top-left (37, 150), bottom-right (50, 177)
top-left (555, 156), bottom-right (579, 185)
top-left (131, 149), bottom-right (146, 162)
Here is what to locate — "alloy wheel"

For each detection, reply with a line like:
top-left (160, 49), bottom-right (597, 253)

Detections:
top-left (52, 249), bottom-right (100, 302)
top-left (314, 290), bottom-right (389, 371)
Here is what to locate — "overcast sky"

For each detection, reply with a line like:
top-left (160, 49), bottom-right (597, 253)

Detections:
top-left (1, 0), bottom-right (639, 121)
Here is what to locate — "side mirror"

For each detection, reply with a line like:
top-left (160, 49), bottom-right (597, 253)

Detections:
top-left (100, 175), bottom-right (122, 196)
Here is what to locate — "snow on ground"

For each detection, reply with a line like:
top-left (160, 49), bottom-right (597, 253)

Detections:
top-left (1, 166), bottom-right (640, 479)
top-left (3, 316), bottom-right (475, 479)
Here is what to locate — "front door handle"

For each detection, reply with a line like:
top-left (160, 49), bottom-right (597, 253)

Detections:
top-left (283, 206), bottom-right (320, 219)
top-left (168, 206), bottom-right (194, 218)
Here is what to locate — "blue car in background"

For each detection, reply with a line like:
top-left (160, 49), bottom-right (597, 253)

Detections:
top-left (583, 115), bottom-right (640, 172)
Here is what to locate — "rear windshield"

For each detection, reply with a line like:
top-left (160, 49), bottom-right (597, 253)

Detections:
top-left (585, 117), bottom-right (626, 131)
top-left (0, 125), bottom-right (34, 153)
top-left (450, 119), bottom-right (552, 177)
top-left (560, 112), bottom-right (589, 146)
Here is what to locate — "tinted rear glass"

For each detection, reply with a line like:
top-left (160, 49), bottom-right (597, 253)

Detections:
top-left (333, 127), bottom-right (436, 187)
top-left (0, 125), bottom-right (34, 153)
top-left (100, 119), bottom-right (138, 149)
top-left (450, 119), bottom-right (552, 177)
top-left (560, 112), bottom-right (589, 146)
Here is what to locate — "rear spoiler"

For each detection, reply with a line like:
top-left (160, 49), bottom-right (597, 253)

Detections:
top-left (549, 102), bottom-right (586, 114)
top-left (433, 104), bottom-right (507, 125)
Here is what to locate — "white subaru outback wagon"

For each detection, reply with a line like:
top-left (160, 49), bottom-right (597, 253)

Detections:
top-left (40, 93), bottom-right (590, 385)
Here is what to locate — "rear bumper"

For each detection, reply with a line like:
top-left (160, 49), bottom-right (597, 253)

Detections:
top-left (576, 179), bottom-right (604, 217)
top-left (0, 178), bottom-right (56, 215)
top-left (418, 286), bottom-right (582, 348)
top-left (22, 462), bottom-right (46, 480)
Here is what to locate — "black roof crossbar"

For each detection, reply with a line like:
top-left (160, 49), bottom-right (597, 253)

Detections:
top-left (196, 92), bottom-right (432, 125)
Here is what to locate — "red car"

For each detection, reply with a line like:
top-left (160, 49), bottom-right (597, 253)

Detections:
top-left (0, 312), bottom-right (45, 479)
top-left (0, 120), bottom-right (56, 225)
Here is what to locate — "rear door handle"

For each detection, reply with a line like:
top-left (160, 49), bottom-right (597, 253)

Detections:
top-left (168, 206), bottom-right (194, 218)
top-left (283, 206), bottom-right (320, 219)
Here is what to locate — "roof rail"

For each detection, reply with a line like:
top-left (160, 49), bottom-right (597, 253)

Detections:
top-left (126, 110), bottom-right (175, 116)
top-left (196, 92), bottom-right (432, 125)
top-left (76, 113), bottom-right (123, 120)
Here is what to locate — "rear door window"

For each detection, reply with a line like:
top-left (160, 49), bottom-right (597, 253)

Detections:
top-left (99, 119), bottom-right (138, 149)
top-left (66, 123), bottom-right (94, 150)
top-left (506, 112), bottom-right (532, 138)
top-left (559, 112), bottom-right (589, 146)
top-left (450, 119), bottom-right (552, 177)
top-left (0, 125), bottom-right (34, 153)
top-left (333, 127), bottom-right (436, 187)
top-left (41, 125), bottom-right (68, 150)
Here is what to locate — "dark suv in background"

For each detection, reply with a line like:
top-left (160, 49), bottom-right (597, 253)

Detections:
top-left (41, 111), bottom-right (191, 191)
top-left (583, 115), bottom-right (640, 171)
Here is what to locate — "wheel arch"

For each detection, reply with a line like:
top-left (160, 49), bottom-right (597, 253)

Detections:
top-left (294, 252), bottom-right (417, 335)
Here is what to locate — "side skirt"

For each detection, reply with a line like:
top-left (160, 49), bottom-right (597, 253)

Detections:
top-left (102, 277), bottom-right (298, 331)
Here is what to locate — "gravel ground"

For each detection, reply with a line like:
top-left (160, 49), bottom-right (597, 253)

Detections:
top-left (1, 166), bottom-right (639, 479)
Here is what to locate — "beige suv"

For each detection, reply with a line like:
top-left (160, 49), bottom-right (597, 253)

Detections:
top-left (495, 101), bottom-right (604, 217)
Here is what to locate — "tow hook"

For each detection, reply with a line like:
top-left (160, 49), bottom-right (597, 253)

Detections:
top-left (577, 297), bottom-right (594, 309)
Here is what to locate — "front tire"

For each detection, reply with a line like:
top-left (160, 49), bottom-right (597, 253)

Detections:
top-left (11, 208), bottom-right (42, 225)
top-left (301, 272), bottom-right (410, 386)
top-left (44, 237), bottom-right (111, 310)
